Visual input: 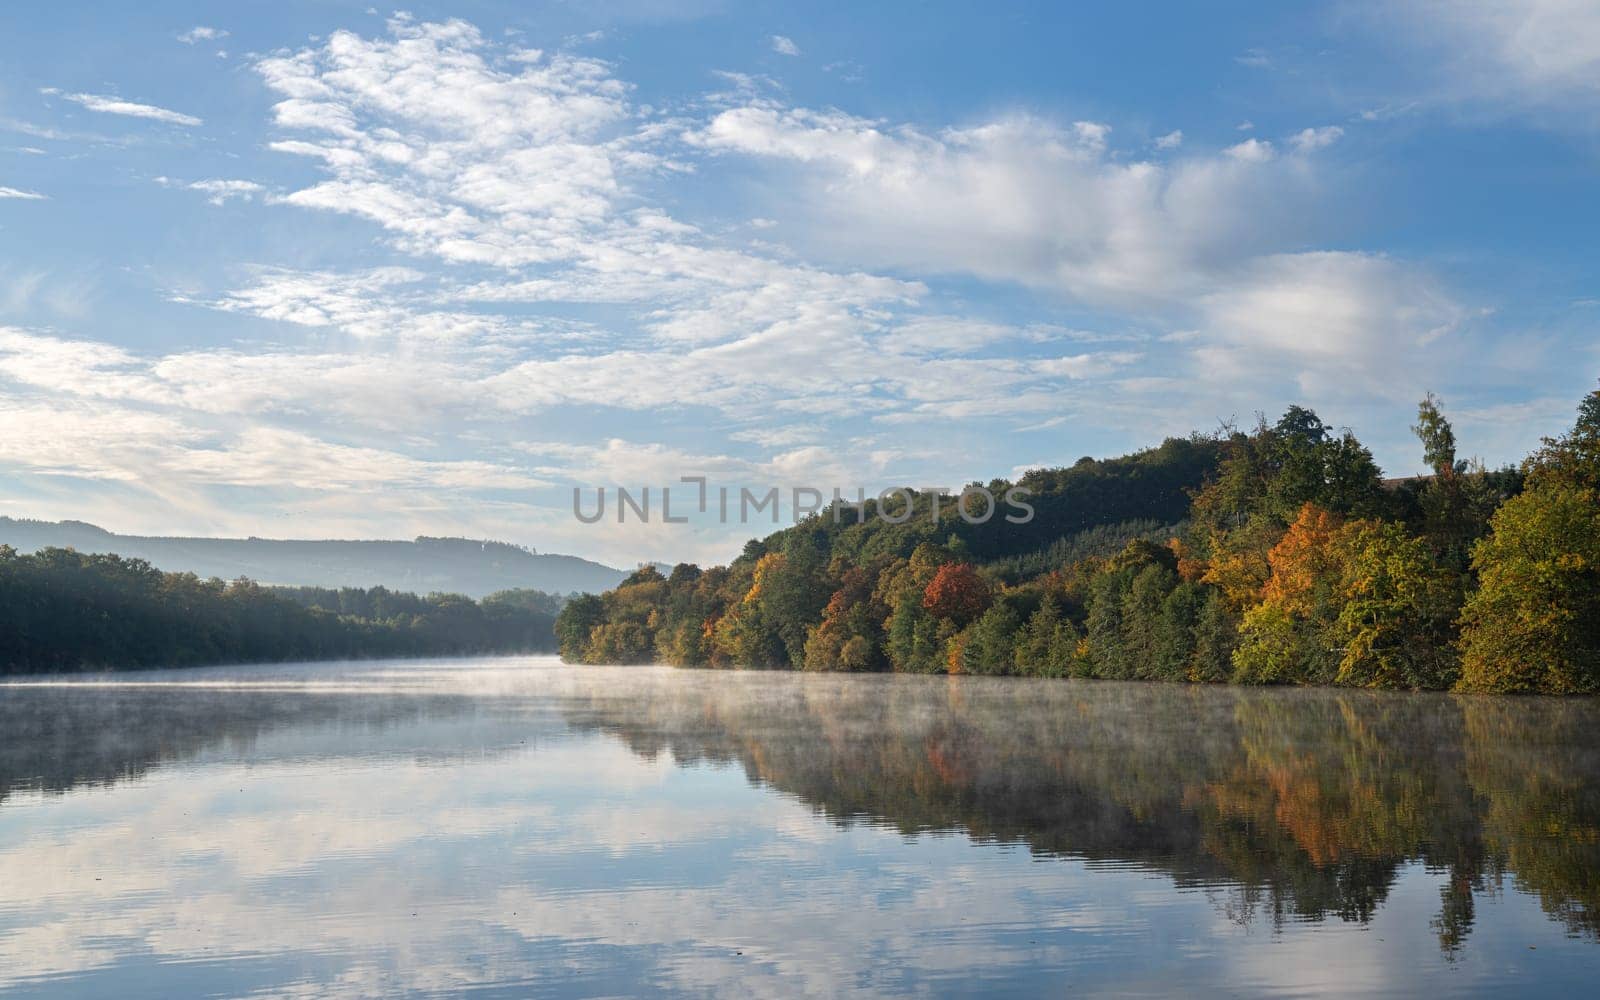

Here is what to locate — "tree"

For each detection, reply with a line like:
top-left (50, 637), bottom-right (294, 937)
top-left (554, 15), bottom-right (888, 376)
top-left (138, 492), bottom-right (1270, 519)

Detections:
top-left (1189, 587), bottom-right (1237, 682)
top-left (1201, 514), bottom-right (1283, 613)
top-left (1407, 393), bottom-right (1513, 572)
top-left (1121, 563), bottom-right (1177, 680)
top-left (754, 531), bottom-right (833, 667)
top-left (1154, 580), bottom-right (1206, 681)
top-left (804, 567), bottom-right (885, 671)
top-left (961, 602), bottom-right (1021, 675)
top-left (1232, 505), bottom-right (1461, 689)
top-left (1332, 520), bottom-right (1460, 689)
top-left (1526, 381), bottom-right (1600, 491)
top-left (1457, 485), bottom-right (1600, 693)
top-left (1232, 504), bottom-right (1345, 685)
top-left (885, 598), bottom-right (945, 673)
top-left (1013, 593), bottom-right (1079, 677)
top-left (1413, 392), bottom-right (1461, 476)
top-left (1084, 567), bottom-right (1134, 678)
top-left (586, 620), bottom-right (653, 664)
top-left (922, 562), bottom-right (990, 626)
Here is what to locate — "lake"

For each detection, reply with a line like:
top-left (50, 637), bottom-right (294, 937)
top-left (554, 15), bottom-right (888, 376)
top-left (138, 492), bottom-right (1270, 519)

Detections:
top-left (2, 657), bottom-right (1599, 997)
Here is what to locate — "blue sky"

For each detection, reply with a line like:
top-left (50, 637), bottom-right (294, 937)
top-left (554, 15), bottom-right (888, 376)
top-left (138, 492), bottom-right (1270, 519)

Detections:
top-left (1, 1), bottom-right (1597, 567)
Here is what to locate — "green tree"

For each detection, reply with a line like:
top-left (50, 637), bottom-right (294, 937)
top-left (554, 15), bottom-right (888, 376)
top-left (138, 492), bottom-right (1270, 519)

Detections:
top-left (1121, 563), bottom-right (1177, 680)
top-left (1013, 593), bottom-right (1079, 677)
top-left (1154, 580), bottom-right (1206, 681)
top-left (1333, 520), bottom-right (1460, 689)
top-left (586, 620), bottom-right (654, 664)
top-left (1413, 392), bottom-right (1462, 476)
top-left (1189, 587), bottom-right (1237, 682)
top-left (961, 602), bottom-right (1022, 675)
top-left (1457, 485), bottom-right (1600, 693)
top-left (1084, 567), bottom-right (1135, 678)
top-left (886, 598), bottom-right (945, 673)
top-left (1526, 381), bottom-right (1600, 491)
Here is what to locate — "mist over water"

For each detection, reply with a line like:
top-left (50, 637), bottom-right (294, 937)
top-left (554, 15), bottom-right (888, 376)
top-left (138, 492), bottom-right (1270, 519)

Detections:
top-left (2, 657), bottom-right (1599, 997)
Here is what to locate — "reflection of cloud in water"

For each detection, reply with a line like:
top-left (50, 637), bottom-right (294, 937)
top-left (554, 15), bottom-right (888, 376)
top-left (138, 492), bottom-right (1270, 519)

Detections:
top-left (1, 656), bottom-right (1599, 996)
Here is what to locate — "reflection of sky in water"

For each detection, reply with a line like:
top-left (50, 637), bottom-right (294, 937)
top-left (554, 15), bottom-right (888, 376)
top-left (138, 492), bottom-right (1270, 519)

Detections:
top-left (1, 657), bottom-right (1598, 997)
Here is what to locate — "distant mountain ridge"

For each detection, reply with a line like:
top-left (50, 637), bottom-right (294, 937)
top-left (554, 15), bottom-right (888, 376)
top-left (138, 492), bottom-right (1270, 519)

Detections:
top-left (0, 518), bottom-right (633, 598)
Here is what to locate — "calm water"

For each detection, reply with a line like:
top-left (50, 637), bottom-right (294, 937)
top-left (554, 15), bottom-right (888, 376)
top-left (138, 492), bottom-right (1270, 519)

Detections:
top-left (2, 658), bottom-right (1599, 997)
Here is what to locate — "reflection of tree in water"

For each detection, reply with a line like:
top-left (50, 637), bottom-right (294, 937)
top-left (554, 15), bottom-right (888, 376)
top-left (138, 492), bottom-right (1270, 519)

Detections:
top-left (1462, 696), bottom-right (1600, 938)
top-left (4, 669), bottom-right (1598, 955)
top-left (0, 685), bottom-right (528, 804)
top-left (559, 675), bottom-right (1600, 952)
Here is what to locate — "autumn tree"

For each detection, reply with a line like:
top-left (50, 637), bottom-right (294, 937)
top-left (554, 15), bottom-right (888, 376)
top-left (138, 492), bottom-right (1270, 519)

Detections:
top-left (1233, 504), bottom-right (1346, 684)
top-left (804, 566), bottom-right (886, 671)
top-left (922, 562), bottom-right (991, 626)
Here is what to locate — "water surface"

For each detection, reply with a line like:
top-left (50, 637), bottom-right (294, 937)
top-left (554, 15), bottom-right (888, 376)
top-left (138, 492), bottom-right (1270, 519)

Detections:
top-left (3, 657), bottom-right (1599, 997)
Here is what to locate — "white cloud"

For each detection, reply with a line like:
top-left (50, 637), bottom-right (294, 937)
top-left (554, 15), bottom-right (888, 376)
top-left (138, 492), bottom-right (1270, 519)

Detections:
top-left (1154, 129), bottom-right (1184, 149)
top-left (0, 185), bottom-right (46, 200)
top-left (0, 390), bottom-right (543, 496)
top-left (770, 35), bottom-right (801, 57)
top-left (171, 426), bottom-right (547, 491)
top-left (1224, 138), bottom-right (1274, 162)
top-left (177, 26), bottom-right (228, 44)
top-left (1354, 0), bottom-right (1600, 119)
top-left (1289, 125), bottom-right (1343, 152)
top-left (1196, 251), bottom-right (1465, 395)
top-left (689, 107), bottom-right (1327, 307)
top-left (253, 18), bottom-right (635, 267)
top-left (188, 267), bottom-right (557, 342)
top-left (56, 92), bottom-right (202, 127)
top-left (186, 178), bottom-right (264, 205)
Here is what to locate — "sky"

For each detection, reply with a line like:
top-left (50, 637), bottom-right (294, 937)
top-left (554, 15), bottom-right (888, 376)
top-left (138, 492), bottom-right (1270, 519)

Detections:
top-left (1, 1), bottom-right (1597, 568)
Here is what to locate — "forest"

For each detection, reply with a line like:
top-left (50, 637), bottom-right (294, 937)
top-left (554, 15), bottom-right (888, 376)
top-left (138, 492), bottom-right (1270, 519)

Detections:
top-left (558, 383), bottom-right (1600, 694)
top-left (0, 549), bottom-right (562, 675)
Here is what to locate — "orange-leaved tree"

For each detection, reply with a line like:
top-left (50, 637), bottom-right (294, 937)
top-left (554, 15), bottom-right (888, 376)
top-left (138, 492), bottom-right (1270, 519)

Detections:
top-left (922, 562), bottom-right (991, 627)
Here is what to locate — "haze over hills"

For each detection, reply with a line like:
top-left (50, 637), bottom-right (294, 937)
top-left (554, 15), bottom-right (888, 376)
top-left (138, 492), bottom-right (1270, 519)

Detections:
top-left (0, 518), bottom-right (634, 598)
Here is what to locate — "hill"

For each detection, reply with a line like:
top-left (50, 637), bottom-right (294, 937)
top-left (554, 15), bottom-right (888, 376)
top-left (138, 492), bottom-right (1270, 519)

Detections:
top-left (555, 388), bottom-right (1600, 694)
top-left (0, 519), bottom-right (630, 597)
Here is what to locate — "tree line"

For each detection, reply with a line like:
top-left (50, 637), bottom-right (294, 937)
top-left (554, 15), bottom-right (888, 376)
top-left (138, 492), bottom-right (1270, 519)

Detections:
top-left (558, 383), bottom-right (1600, 694)
top-left (0, 548), bottom-right (563, 674)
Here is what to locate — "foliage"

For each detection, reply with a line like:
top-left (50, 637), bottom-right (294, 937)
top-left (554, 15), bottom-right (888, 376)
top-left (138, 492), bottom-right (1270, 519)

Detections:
top-left (1457, 485), bottom-right (1600, 693)
top-left (1233, 505), bottom-right (1459, 689)
top-left (1413, 392), bottom-right (1462, 476)
top-left (1012, 593), bottom-right (1080, 678)
top-left (534, 392), bottom-right (1600, 695)
top-left (922, 562), bottom-right (991, 626)
top-left (0, 547), bottom-right (561, 674)
top-left (983, 519), bottom-right (1179, 584)
top-left (1332, 521), bottom-right (1461, 689)
top-left (1525, 382), bottom-right (1600, 492)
